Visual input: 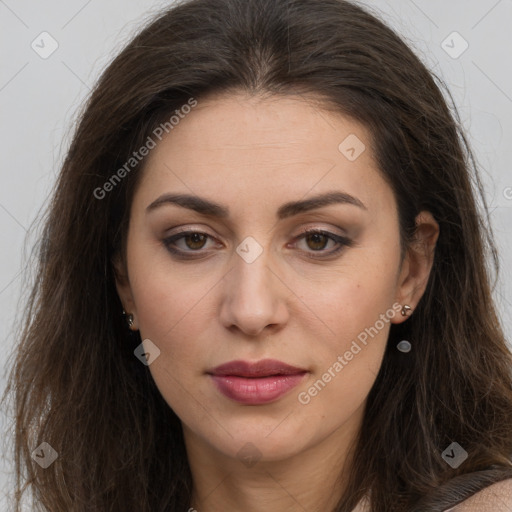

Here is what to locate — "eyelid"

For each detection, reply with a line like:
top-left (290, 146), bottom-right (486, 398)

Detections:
top-left (290, 227), bottom-right (353, 256)
top-left (162, 225), bottom-right (353, 258)
top-left (294, 225), bottom-right (348, 238)
top-left (163, 227), bottom-right (221, 254)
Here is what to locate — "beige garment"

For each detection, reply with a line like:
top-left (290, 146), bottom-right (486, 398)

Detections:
top-left (445, 477), bottom-right (512, 511)
top-left (351, 478), bottom-right (512, 511)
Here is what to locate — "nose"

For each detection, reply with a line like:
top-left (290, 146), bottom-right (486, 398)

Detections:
top-left (219, 247), bottom-right (290, 337)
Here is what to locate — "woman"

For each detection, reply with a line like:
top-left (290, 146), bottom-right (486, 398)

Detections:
top-left (3, 0), bottom-right (512, 510)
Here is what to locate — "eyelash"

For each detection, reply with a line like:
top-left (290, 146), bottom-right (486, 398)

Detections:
top-left (162, 228), bottom-right (353, 260)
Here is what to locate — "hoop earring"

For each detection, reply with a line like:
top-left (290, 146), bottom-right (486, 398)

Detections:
top-left (401, 304), bottom-right (413, 317)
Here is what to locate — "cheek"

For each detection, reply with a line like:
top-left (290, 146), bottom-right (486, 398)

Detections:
top-left (296, 250), bottom-right (399, 344)
top-left (126, 234), bottom-right (214, 336)
top-left (134, 279), bottom-right (201, 338)
top-left (132, 277), bottom-right (212, 375)
top-left (130, 268), bottom-right (211, 415)
top-left (125, 250), bottom-right (218, 393)
top-left (295, 285), bottom-right (395, 419)
top-left (293, 251), bottom-right (399, 400)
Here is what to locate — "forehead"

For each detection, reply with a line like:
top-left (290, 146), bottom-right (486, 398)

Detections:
top-left (134, 92), bottom-right (395, 221)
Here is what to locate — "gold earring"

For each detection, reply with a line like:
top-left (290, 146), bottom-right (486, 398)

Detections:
top-left (401, 304), bottom-right (413, 317)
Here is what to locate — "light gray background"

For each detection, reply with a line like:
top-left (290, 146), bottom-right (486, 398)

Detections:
top-left (1, 0), bottom-right (511, 508)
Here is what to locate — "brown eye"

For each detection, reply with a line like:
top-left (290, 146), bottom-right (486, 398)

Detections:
top-left (294, 229), bottom-right (353, 259)
top-left (183, 232), bottom-right (208, 250)
top-left (304, 232), bottom-right (330, 251)
top-left (163, 230), bottom-right (216, 257)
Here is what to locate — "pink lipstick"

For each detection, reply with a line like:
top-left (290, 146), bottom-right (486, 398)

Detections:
top-left (208, 359), bottom-right (308, 405)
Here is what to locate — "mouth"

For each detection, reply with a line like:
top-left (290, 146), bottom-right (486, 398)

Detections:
top-left (209, 358), bottom-right (307, 377)
top-left (207, 359), bottom-right (308, 404)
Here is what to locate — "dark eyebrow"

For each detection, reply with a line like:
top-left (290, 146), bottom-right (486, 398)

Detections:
top-left (277, 191), bottom-right (367, 218)
top-left (146, 191), bottom-right (367, 218)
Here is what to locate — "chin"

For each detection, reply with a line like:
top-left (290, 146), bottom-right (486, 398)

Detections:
top-left (206, 418), bottom-right (316, 463)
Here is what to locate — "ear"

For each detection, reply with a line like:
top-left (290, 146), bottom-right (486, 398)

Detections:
top-left (391, 211), bottom-right (439, 325)
top-left (112, 253), bottom-right (139, 330)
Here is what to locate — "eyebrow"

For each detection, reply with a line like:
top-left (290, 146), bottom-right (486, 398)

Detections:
top-left (146, 191), bottom-right (367, 219)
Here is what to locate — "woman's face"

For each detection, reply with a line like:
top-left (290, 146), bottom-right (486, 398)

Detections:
top-left (117, 92), bottom-right (431, 466)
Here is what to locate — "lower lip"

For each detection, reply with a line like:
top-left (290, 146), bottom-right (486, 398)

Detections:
top-left (210, 373), bottom-right (308, 405)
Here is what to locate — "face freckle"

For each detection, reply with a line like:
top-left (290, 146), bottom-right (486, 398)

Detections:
top-left (117, 91), bottom-right (408, 471)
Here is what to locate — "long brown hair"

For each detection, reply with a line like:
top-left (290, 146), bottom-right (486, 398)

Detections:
top-left (3, 0), bottom-right (512, 510)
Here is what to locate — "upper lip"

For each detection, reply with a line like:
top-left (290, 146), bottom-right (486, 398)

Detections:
top-left (208, 359), bottom-right (307, 378)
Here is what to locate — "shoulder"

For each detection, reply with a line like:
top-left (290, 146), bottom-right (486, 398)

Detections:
top-left (444, 478), bottom-right (512, 511)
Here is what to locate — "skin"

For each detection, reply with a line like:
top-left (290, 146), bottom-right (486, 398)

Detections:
top-left (115, 92), bottom-right (439, 511)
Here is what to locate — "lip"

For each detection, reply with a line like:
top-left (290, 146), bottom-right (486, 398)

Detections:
top-left (209, 359), bottom-right (307, 377)
top-left (208, 359), bottom-right (308, 405)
